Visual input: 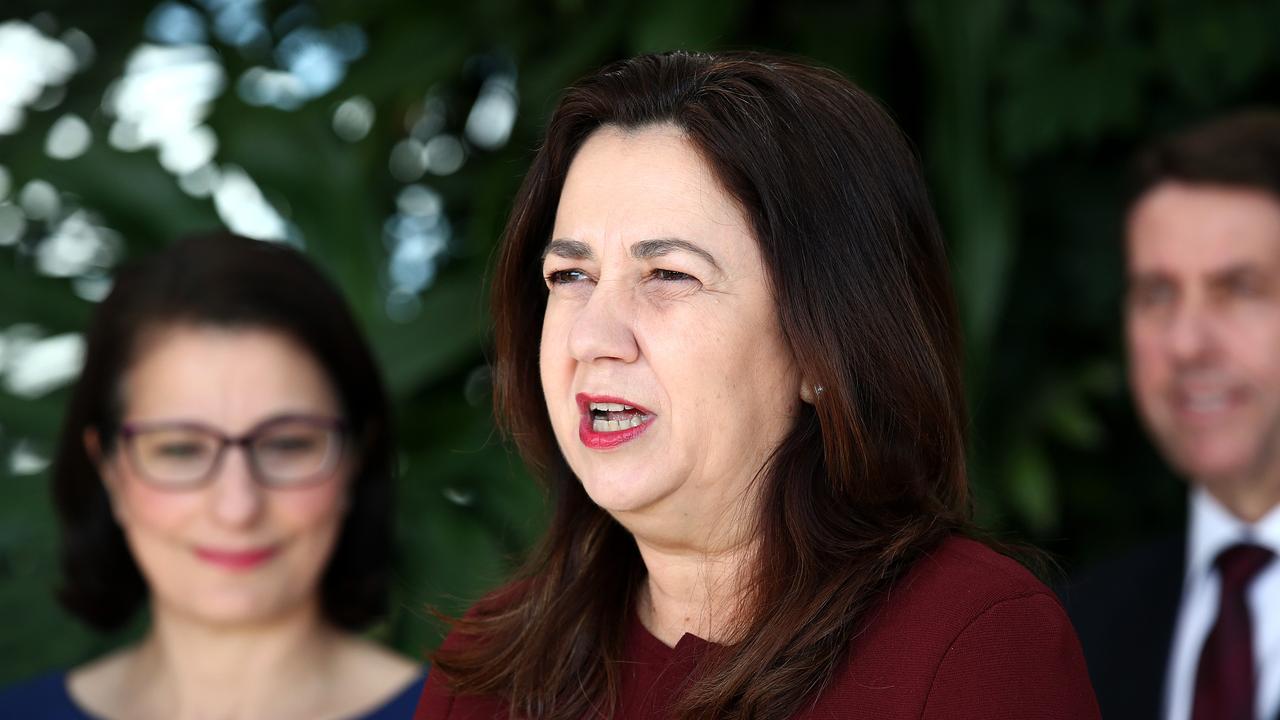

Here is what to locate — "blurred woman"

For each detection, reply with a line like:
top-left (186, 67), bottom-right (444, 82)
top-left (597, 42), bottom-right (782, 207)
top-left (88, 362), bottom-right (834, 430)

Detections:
top-left (417, 51), bottom-right (1100, 719)
top-left (2, 233), bottom-right (422, 719)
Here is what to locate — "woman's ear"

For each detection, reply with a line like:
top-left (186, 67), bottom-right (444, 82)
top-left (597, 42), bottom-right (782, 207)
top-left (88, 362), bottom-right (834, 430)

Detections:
top-left (800, 379), bottom-right (822, 405)
top-left (83, 428), bottom-right (104, 469)
top-left (85, 428), bottom-right (125, 521)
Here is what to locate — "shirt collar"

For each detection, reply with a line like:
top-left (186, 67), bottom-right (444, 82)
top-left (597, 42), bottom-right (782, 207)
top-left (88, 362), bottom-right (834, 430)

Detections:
top-left (1186, 488), bottom-right (1280, 585)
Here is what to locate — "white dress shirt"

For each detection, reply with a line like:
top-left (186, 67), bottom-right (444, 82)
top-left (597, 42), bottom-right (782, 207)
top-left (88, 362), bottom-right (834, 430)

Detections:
top-left (1164, 489), bottom-right (1280, 720)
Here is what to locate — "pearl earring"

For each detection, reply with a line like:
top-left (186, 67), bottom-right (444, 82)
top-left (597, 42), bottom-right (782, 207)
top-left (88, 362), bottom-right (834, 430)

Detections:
top-left (801, 382), bottom-right (824, 404)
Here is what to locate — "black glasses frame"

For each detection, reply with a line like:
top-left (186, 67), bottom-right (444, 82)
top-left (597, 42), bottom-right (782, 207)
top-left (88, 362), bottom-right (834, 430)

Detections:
top-left (117, 414), bottom-right (348, 490)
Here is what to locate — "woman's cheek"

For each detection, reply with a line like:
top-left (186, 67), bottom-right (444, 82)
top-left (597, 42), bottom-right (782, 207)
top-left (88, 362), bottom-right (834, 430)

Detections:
top-left (116, 481), bottom-right (199, 531)
top-left (282, 478), bottom-right (349, 528)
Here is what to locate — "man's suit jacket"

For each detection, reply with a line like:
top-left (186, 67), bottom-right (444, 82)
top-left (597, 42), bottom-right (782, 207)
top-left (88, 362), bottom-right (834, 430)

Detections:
top-left (1065, 535), bottom-right (1186, 720)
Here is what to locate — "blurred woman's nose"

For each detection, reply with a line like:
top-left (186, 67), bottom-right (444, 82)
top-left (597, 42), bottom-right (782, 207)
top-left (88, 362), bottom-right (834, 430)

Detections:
top-left (566, 280), bottom-right (640, 364)
top-left (209, 447), bottom-right (266, 528)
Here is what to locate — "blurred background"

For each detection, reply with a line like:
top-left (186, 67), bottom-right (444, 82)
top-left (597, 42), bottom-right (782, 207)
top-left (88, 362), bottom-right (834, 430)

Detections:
top-left (3, 0), bottom-right (1280, 684)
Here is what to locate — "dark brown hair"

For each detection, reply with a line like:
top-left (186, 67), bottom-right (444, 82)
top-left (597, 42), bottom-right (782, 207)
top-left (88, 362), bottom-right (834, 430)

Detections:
top-left (53, 231), bottom-right (395, 632)
top-left (435, 51), bottom-right (972, 719)
top-left (1131, 110), bottom-right (1280, 205)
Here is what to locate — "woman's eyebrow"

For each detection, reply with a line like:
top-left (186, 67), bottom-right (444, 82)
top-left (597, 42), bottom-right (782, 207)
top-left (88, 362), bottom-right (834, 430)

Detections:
top-left (541, 238), bottom-right (593, 262)
top-left (630, 237), bottom-right (722, 272)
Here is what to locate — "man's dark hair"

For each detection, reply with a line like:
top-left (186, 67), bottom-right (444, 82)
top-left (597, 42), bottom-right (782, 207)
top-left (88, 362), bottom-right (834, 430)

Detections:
top-left (53, 231), bottom-right (396, 631)
top-left (1132, 110), bottom-right (1280, 206)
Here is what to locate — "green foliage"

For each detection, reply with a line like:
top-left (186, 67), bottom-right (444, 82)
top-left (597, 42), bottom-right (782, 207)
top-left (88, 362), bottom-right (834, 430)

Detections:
top-left (628, 0), bottom-right (744, 55)
top-left (3, 0), bottom-right (1280, 687)
top-left (910, 0), bottom-right (1280, 550)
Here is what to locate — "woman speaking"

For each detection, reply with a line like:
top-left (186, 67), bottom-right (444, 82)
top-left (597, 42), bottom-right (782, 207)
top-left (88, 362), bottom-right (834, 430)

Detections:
top-left (417, 51), bottom-right (1099, 719)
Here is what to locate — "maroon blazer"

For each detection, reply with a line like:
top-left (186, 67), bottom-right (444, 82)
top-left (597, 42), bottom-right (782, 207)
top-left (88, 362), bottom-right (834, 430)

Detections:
top-left (416, 537), bottom-right (1100, 719)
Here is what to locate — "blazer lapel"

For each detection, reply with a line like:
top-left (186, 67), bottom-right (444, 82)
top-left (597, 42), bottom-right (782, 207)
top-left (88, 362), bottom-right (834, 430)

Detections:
top-left (1065, 533), bottom-right (1186, 720)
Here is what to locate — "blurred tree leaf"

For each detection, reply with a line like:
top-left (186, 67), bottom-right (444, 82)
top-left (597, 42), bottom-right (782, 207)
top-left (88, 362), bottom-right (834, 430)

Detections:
top-left (911, 0), bottom-right (1016, 362)
top-left (1005, 437), bottom-right (1058, 534)
top-left (1155, 0), bottom-right (1280, 106)
top-left (627, 0), bottom-right (744, 55)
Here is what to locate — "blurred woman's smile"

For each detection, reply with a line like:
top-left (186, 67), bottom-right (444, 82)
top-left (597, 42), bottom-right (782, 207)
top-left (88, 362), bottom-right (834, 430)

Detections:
top-left (105, 326), bottom-right (349, 625)
top-left (26, 233), bottom-right (424, 720)
top-left (192, 544), bottom-right (280, 571)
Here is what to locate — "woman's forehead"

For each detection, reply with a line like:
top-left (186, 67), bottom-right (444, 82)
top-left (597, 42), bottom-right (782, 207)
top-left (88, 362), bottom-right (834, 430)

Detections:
top-left (120, 324), bottom-right (338, 428)
top-left (552, 127), bottom-right (752, 260)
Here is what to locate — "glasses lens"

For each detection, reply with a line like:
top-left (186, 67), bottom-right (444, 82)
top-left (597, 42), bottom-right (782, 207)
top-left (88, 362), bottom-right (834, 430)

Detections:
top-left (250, 419), bottom-right (341, 485)
top-left (129, 427), bottom-right (220, 487)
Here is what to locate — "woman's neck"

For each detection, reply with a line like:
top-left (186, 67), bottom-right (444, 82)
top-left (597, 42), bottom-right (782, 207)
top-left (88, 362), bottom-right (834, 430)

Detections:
top-left (121, 600), bottom-right (341, 719)
top-left (633, 531), bottom-right (757, 647)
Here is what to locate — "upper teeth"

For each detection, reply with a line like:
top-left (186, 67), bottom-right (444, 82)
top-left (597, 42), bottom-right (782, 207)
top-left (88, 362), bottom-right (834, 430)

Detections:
top-left (1186, 394), bottom-right (1227, 411)
top-left (590, 402), bottom-right (633, 412)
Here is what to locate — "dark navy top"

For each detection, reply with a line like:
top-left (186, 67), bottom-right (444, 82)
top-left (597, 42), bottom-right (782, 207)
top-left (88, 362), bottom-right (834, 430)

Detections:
top-left (0, 670), bottom-right (427, 719)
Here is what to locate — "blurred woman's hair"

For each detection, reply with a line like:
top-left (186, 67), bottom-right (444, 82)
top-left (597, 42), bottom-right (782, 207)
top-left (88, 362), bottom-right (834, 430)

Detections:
top-left (1132, 110), bottom-right (1280, 203)
top-left (53, 231), bottom-right (396, 631)
top-left (435, 50), bottom-right (973, 719)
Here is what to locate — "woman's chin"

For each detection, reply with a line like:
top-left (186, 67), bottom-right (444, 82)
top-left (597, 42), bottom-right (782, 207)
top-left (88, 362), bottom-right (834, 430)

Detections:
top-left (156, 588), bottom-right (310, 628)
top-left (578, 473), bottom-right (673, 517)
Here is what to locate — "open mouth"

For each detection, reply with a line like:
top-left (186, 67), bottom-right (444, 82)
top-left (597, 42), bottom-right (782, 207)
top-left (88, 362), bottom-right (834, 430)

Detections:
top-left (576, 393), bottom-right (655, 449)
top-left (1171, 385), bottom-right (1244, 419)
top-left (587, 401), bottom-right (651, 432)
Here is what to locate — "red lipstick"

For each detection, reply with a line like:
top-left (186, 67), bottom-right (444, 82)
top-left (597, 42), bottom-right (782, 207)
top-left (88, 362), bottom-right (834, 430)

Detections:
top-left (576, 393), bottom-right (655, 450)
top-left (194, 546), bottom-right (278, 571)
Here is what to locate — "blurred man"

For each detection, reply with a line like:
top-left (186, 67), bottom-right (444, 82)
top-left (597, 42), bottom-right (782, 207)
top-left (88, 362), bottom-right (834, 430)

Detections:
top-left (1071, 112), bottom-right (1280, 720)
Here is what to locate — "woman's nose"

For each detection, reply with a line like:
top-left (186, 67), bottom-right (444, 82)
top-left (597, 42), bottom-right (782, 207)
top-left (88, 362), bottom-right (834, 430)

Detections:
top-left (208, 447), bottom-right (266, 527)
top-left (566, 280), bottom-right (640, 364)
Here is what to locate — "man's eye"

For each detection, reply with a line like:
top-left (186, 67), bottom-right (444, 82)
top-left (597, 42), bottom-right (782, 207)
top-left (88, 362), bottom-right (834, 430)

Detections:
top-left (545, 269), bottom-right (590, 285)
top-left (1130, 282), bottom-right (1174, 308)
top-left (1227, 276), bottom-right (1268, 299)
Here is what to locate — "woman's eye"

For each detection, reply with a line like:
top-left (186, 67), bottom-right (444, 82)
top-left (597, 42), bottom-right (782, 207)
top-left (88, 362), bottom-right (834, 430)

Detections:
top-left (651, 269), bottom-right (695, 283)
top-left (157, 443), bottom-right (206, 458)
top-left (545, 269), bottom-right (591, 286)
top-left (260, 435), bottom-right (318, 454)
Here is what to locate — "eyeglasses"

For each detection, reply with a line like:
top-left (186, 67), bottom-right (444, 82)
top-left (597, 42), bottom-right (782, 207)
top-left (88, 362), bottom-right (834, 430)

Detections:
top-left (118, 415), bottom-right (347, 490)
